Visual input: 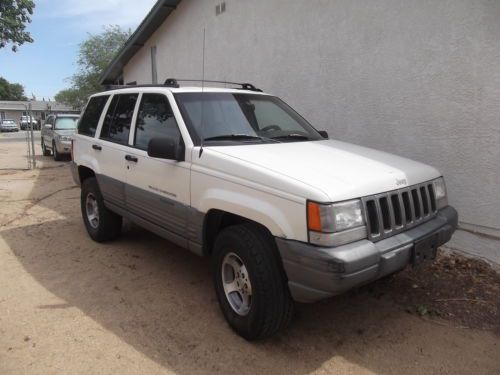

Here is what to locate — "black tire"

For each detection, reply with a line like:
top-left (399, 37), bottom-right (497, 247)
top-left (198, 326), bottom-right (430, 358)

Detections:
top-left (53, 141), bottom-right (62, 161)
top-left (212, 223), bottom-right (294, 340)
top-left (81, 177), bottom-right (122, 242)
top-left (41, 138), bottom-right (51, 156)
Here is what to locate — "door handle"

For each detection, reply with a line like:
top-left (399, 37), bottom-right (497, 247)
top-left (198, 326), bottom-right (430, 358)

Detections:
top-left (125, 155), bottom-right (138, 163)
top-left (92, 144), bottom-right (102, 151)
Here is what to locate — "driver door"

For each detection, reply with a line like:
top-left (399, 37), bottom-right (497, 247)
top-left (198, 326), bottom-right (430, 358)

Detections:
top-left (125, 92), bottom-right (190, 241)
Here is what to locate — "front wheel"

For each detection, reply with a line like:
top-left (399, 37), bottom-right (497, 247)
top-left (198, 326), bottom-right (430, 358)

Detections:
top-left (41, 138), bottom-right (51, 156)
top-left (81, 177), bottom-right (122, 242)
top-left (53, 141), bottom-right (62, 161)
top-left (212, 224), bottom-right (294, 340)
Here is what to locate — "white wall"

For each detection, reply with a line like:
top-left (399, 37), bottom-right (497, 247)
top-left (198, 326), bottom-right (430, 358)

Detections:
top-left (123, 0), bottom-right (500, 264)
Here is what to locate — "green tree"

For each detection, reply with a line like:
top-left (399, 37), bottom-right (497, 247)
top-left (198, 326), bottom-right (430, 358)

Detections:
top-left (0, 0), bottom-right (35, 52)
top-left (0, 76), bottom-right (28, 100)
top-left (55, 25), bottom-right (131, 108)
top-left (54, 88), bottom-right (80, 107)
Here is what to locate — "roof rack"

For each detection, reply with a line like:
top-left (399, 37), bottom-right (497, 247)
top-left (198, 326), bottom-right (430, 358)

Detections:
top-left (104, 84), bottom-right (166, 91)
top-left (103, 79), bottom-right (263, 92)
top-left (164, 78), bottom-right (262, 92)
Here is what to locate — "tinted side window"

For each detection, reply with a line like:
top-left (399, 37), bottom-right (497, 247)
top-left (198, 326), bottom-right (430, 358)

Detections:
top-left (78, 95), bottom-right (109, 137)
top-left (100, 94), bottom-right (138, 145)
top-left (134, 94), bottom-right (181, 150)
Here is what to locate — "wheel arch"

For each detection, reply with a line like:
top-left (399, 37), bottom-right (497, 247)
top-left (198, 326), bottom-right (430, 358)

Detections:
top-left (78, 165), bottom-right (96, 184)
top-left (202, 209), bottom-right (278, 257)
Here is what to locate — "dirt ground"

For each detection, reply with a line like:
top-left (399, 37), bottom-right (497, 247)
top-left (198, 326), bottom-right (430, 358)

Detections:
top-left (0, 137), bottom-right (499, 374)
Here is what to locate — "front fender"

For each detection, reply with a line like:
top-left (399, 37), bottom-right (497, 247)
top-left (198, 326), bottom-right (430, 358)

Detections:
top-left (197, 187), bottom-right (304, 240)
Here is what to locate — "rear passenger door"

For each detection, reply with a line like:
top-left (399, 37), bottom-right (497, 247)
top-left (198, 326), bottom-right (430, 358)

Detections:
top-left (125, 92), bottom-right (190, 237)
top-left (96, 93), bottom-right (139, 209)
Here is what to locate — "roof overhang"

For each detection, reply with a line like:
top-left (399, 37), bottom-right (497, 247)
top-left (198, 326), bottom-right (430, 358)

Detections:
top-left (99, 0), bottom-right (182, 85)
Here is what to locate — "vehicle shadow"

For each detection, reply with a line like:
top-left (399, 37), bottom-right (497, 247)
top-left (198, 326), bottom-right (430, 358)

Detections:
top-left (1, 164), bottom-right (495, 374)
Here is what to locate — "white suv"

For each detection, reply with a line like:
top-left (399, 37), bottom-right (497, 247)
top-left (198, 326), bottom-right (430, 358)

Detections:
top-left (71, 80), bottom-right (457, 340)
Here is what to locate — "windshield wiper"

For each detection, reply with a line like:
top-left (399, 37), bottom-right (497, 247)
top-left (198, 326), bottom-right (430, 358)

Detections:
top-left (271, 133), bottom-right (310, 141)
top-left (204, 134), bottom-right (279, 142)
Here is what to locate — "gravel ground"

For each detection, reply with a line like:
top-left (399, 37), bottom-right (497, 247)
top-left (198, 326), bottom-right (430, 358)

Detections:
top-left (0, 140), bottom-right (499, 375)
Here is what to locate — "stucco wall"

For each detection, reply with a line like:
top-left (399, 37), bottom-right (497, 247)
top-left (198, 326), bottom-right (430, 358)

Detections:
top-left (123, 0), bottom-right (500, 263)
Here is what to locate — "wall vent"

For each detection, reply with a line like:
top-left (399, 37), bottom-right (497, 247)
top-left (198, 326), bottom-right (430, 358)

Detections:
top-left (216, 2), bottom-right (226, 16)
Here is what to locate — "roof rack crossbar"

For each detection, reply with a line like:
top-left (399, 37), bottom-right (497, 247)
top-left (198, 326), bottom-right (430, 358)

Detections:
top-left (103, 79), bottom-right (263, 92)
top-left (164, 78), bottom-right (262, 92)
top-left (103, 83), bottom-right (169, 91)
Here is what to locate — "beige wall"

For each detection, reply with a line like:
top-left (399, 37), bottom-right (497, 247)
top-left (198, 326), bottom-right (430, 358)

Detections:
top-left (123, 0), bottom-right (500, 263)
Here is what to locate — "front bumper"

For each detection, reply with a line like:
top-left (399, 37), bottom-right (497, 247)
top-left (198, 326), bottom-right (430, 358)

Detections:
top-left (276, 205), bottom-right (458, 303)
top-left (20, 123), bottom-right (37, 130)
top-left (55, 139), bottom-right (72, 154)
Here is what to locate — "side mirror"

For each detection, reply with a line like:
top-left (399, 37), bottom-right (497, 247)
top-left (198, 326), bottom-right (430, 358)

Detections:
top-left (147, 137), bottom-right (185, 161)
top-left (44, 124), bottom-right (53, 129)
top-left (318, 130), bottom-right (329, 139)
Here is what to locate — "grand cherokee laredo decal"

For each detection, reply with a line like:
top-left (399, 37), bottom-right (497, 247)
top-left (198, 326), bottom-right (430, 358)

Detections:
top-left (148, 185), bottom-right (177, 198)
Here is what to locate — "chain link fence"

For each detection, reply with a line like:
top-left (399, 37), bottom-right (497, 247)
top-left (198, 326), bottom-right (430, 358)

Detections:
top-left (0, 103), bottom-right (37, 170)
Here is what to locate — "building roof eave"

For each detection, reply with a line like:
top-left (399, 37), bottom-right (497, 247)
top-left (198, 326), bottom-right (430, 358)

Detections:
top-left (99, 0), bottom-right (182, 85)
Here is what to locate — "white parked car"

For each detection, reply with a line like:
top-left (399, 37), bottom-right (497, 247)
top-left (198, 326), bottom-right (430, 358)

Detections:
top-left (0, 119), bottom-right (19, 132)
top-left (19, 115), bottom-right (38, 130)
top-left (70, 80), bottom-right (457, 340)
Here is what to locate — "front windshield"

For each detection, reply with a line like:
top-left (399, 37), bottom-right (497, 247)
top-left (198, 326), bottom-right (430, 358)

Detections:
top-left (55, 117), bottom-right (78, 130)
top-left (174, 93), bottom-right (323, 145)
top-left (3, 120), bottom-right (14, 124)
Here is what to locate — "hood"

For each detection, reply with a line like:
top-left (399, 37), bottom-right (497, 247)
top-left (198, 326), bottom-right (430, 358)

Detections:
top-left (209, 139), bottom-right (441, 202)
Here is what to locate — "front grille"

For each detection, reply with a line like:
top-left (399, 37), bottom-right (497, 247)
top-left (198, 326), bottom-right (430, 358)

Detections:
top-left (362, 181), bottom-right (437, 242)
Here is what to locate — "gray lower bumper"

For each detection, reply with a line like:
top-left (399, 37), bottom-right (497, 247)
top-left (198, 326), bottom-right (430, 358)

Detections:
top-left (276, 206), bottom-right (458, 303)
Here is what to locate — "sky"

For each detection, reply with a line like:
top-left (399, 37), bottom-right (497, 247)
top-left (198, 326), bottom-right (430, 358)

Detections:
top-left (0, 0), bottom-right (157, 100)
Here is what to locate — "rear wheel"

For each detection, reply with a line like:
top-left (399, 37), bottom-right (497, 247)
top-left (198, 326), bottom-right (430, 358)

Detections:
top-left (53, 141), bottom-right (62, 161)
top-left (81, 177), bottom-right (122, 242)
top-left (212, 223), bottom-right (294, 340)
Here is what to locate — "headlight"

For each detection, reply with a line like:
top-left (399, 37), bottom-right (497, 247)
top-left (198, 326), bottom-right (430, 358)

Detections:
top-left (331, 200), bottom-right (364, 231)
top-left (307, 200), bottom-right (367, 247)
top-left (433, 177), bottom-right (448, 209)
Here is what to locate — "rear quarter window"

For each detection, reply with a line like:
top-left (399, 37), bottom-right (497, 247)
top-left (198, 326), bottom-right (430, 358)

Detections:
top-left (78, 95), bottom-right (110, 137)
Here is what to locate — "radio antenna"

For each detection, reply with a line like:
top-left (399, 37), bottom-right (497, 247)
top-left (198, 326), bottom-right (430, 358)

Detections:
top-left (198, 28), bottom-right (206, 158)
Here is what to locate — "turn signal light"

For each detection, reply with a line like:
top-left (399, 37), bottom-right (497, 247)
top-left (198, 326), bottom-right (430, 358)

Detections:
top-left (307, 201), bottom-right (322, 231)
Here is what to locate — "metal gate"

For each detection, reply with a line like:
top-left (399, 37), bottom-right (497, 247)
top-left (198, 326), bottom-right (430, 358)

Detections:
top-left (0, 103), bottom-right (37, 170)
top-left (24, 103), bottom-right (36, 169)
